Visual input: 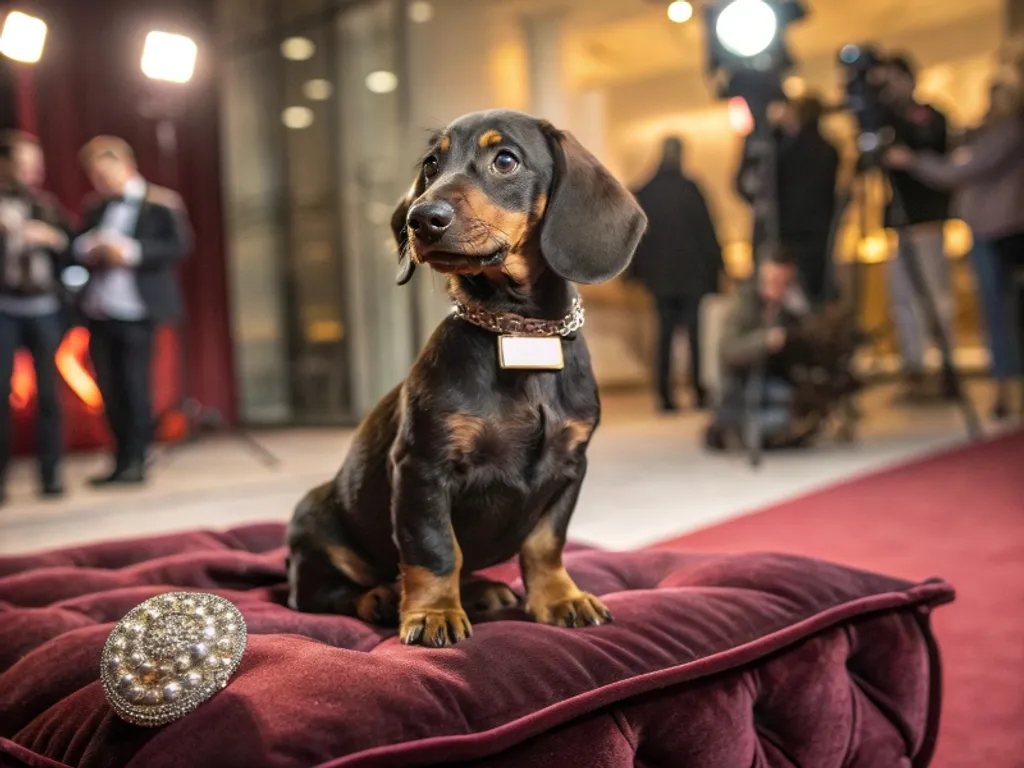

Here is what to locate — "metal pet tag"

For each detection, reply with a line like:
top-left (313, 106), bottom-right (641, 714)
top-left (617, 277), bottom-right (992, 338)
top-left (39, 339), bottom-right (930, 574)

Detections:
top-left (498, 335), bottom-right (564, 370)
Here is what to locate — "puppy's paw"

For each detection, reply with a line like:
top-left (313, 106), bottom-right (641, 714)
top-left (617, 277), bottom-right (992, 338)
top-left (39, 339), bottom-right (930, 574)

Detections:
top-left (461, 578), bottom-right (520, 613)
top-left (355, 585), bottom-right (399, 626)
top-left (529, 592), bottom-right (612, 629)
top-left (400, 608), bottom-right (473, 647)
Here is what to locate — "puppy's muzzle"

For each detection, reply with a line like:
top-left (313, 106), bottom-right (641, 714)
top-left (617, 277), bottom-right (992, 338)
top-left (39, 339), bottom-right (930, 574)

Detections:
top-left (407, 200), bottom-right (454, 245)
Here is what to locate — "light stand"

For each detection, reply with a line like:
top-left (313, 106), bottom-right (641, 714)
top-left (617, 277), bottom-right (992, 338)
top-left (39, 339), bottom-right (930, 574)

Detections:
top-left (704, 0), bottom-right (807, 468)
top-left (141, 32), bottom-right (279, 469)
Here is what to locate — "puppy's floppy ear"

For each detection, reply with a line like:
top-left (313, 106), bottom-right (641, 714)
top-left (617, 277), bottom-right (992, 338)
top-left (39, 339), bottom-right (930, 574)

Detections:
top-left (392, 176), bottom-right (423, 286)
top-left (539, 125), bottom-right (647, 285)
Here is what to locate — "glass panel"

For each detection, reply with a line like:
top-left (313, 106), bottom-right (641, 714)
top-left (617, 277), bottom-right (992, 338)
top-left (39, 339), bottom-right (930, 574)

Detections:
top-left (279, 0), bottom-right (328, 24)
top-left (336, 0), bottom-right (416, 414)
top-left (216, 0), bottom-right (276, 46)
top-left (221, 49), bottom-right (292, 424)
top-left (280, 22), bottom-right (354, 423)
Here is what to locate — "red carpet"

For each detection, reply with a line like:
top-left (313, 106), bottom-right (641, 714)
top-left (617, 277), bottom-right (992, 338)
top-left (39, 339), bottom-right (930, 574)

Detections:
top-left (653, 430), bottom-right (1024, 768)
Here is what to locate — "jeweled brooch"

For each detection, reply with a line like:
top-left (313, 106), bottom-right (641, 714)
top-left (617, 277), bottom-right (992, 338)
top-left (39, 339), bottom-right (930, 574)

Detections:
top-left (100, 592), bottom-right (247, 726)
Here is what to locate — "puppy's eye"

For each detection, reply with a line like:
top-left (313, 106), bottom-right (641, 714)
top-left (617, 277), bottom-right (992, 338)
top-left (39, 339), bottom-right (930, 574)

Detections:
top-left (492, 150), bottom-right (519, 175)
top-left (422, 157), bottom-right (439, 180)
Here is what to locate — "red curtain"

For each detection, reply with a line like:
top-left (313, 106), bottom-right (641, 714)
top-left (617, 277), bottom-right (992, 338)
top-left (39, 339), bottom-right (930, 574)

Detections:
top-left (10, 0), bottom-right (236, 451)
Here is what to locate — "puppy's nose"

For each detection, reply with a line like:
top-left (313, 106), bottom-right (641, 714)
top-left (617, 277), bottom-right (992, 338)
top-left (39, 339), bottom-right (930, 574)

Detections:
top-left (407, 200), bottom-right (454, 244)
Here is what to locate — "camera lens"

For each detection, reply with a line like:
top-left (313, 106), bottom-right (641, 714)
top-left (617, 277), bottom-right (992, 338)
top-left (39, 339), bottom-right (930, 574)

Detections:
top-left (839, 44), bottom-right (861, 65)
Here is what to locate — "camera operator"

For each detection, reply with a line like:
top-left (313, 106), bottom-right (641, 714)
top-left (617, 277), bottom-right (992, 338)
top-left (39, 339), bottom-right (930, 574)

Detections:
top-left (735, 92), bottom-right (840, 305)
top-left (876, 53), bottom-right (956, 399)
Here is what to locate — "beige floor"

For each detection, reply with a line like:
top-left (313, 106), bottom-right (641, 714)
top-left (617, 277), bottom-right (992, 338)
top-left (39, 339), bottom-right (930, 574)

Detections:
top-left (0, 384), bottom-right (1009, 556)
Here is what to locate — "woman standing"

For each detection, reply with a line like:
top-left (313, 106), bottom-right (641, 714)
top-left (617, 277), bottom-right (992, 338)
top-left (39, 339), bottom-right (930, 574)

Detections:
top-left (885, 66), bottom-right (1024, 419)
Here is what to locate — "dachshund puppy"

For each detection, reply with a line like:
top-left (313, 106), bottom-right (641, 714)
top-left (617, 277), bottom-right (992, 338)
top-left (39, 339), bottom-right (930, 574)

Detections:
top-left (286, 110), bottom-right (646, 647)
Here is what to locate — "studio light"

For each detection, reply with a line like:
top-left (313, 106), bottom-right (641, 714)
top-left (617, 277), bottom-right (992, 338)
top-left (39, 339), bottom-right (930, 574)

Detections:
top-left (0, 11), bottom-right (48, 64)
top-left (703, 0), bottom-right (806, 101)
top-left (715, 0), bottom-right (777, 58)
top-left (667, 1), bottom-right (693, 24)
top-left (141, 31), bottom-right (197, 84)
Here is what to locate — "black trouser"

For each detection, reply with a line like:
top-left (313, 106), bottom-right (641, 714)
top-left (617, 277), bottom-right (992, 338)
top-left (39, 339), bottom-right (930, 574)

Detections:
top-left (0, 311), bottom-right (64, 486)
top-left (655, 296), bottom-right (704, 407)
top-left (89, 319), bottom-right (154, 469)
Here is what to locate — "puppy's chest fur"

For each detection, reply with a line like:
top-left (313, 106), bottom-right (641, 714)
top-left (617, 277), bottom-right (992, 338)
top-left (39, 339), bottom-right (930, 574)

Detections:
top-left (404, 320), bottom-right (598, 568)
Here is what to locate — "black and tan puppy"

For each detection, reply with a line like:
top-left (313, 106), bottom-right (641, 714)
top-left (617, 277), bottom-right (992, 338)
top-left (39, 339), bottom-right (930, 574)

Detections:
top-left (286, 110), bottom-right (646, 647)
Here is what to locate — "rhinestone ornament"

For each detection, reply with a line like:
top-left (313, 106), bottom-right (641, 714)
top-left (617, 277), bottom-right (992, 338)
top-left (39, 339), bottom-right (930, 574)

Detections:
top-left (101, 592), bottom-right (247, 727)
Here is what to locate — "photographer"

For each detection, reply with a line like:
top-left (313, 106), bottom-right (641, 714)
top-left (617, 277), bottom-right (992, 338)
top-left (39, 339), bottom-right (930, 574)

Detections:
top-left (705, 250), bottom-right (810, 450)
top-left (735, 92), bottom-right (840, 305)
top-left (877, 54), bottom-right (956, 399)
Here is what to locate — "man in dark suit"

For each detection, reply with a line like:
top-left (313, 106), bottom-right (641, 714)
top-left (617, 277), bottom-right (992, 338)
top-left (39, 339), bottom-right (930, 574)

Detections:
top-left (73, 136), bottom-right (190, 486)
top-left (631, 137), bottom-right (724, 412)
top-left (0, 132), bottom-right (71, 502)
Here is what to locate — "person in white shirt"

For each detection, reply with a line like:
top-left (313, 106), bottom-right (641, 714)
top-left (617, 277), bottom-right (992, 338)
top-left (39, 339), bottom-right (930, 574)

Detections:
top-left (73, 136), bottom-right (190, 486)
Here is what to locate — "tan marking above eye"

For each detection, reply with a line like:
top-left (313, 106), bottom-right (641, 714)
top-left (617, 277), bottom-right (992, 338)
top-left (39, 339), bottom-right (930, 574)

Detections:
top-left (439, 134), bottom-right (451, 152)
top-left (478, 130), bottom-right (503, 148)
top-left (562, 418), bottom-right (594, 452)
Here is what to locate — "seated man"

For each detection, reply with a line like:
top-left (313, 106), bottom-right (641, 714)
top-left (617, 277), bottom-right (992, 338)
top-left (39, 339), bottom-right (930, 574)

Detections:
top-left (705, 251), bottom-right (811, 451)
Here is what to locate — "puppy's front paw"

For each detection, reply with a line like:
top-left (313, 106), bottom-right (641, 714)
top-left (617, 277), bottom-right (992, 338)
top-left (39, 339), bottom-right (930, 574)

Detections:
top-left (528, 592), bottom-right (612, 629)
top-left (400, 608), bottom-right (473, 647)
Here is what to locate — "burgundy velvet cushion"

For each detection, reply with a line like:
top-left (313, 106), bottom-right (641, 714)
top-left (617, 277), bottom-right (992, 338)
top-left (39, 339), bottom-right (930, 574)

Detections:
top-left (0, 524), bottom-right (952, 768)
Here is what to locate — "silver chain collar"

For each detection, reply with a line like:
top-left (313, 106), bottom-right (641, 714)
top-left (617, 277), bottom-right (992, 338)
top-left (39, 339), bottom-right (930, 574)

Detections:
top-left (452, 297), bottom-right (586, 338)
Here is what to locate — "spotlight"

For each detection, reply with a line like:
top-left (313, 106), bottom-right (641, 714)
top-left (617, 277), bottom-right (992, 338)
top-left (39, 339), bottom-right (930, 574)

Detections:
top-left (141, 31), bottom-right (197, 84)
top-left (0, 11), bottom-right (48, 64)
top-left (715, 0), bottom-right (776, 57)
top-left (667, 1), bottom-right (693, 24)
top-left (704, 0), bottom-right (806, 100)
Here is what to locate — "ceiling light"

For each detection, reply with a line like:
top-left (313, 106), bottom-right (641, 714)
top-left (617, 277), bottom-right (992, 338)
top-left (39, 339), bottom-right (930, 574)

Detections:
top-left (667, 1), bottom-right (693, 24)
top-left (282, 106), bottom-right (315, 130)
top-left (141, 31), bottom-right (197, 84)
top-left (281, 37), bottom-right (315, 61)
top-left (303, 79), bottom-right (333, 101)
top-left (409, 1), bottom-right (434, 23)
top-left (365, 70), bottom-right (398, 94)
top-left (0, 11), bottom-right (48, 64)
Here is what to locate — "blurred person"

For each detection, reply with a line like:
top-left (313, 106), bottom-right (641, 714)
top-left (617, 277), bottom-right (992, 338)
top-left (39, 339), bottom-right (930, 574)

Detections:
top-left (73, 137), bottom-right (190, 486)
top-left (705, 250), bottom-right (810, 450)
top-left (735, 92), bottom-right (840, 304)
top-left (878, 54), bottom-right (955, 399)
top-left (0, 133), bottom-right (71, 503)
top-left (886, 69), bottom-right (1024, 419)
top-left (631, 136), bottom-right (724, 412)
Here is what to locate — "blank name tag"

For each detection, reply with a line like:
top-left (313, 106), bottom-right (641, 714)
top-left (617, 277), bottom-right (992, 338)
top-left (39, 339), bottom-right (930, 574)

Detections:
top-left (498, 335), bottom-right (564, 370)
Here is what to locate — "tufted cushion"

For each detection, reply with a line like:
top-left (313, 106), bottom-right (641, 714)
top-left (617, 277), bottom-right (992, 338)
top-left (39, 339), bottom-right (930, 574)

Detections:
top-left (0, 524), bottom-right (953, 768)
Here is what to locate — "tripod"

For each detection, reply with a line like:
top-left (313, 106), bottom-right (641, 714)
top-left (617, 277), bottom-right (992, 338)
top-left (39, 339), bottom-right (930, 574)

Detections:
top-left (846, 165), bottom-right (982, 441)
top-left (740, 98), bottom-right (784, 469)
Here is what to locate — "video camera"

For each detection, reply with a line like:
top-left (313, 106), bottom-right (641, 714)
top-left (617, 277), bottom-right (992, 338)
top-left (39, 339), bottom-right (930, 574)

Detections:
top-left (836, 43), bottom-right (894, 159)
